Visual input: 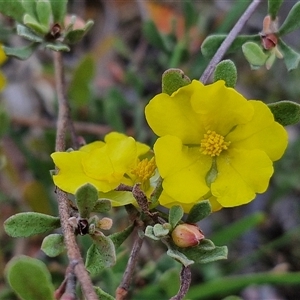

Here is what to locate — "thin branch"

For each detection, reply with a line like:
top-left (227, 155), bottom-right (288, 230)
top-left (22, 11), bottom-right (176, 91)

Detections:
top-left (200, 0), bottom-right (262, 84)
top-left (53, 51), bottom-right (98, 300)
top-left (170, 266), bottom-right (192, 300)
top-left (116, 227), bottom-right (145, 300)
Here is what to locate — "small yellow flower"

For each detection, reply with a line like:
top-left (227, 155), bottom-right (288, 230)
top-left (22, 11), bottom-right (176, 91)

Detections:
top-left (145, 80), bottom-right (288, 212)
top-left (51, 132), bottom-right (150, 194)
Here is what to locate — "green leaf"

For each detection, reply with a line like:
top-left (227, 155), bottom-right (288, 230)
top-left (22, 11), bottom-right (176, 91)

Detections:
top-left (5, 256), bottom-right (54, 300)
top-left (86, 235), bottom-right (116, 276)
top-left (268, 100), bottom-right (300, 126)
top-left (109, 224), bottom-right (135, 249)
top-left (268, 0), bottom-right (284, 20)
top-left (201, 34), bottom-right (261, 59)
top-left (94, 287), bottom-right (115, 300)
top-left (278, 2), bottom-right (300, 36)
top-left (183, 0), bottom-right (198, 30)
top-left (168, 205), bottom-right (184, 229)
top-left (36, 0), bottom-right (51, 28)
top-left (278, 39), bottom-right (300, 71)
top-left (186, 200), bottom-right (212, 224)
top-left (180, 239), bottom-right (228, 264)
top-left (242, 42), bottom-right (268, 67)
top-left (68, 55), bottom-right (96, 106)
top-left (142, 20), bottom-right (170, 52)
top-left (3, 43), bottom-right (39, 60)
top-left (16, 24), bottom-right (43, 43)
top-left (0, 0), bottom-right (25, 23)
top-left (44, 42), bottom-right (70, 52)
top-left (213, 59), bottom-right (237, 88)
top-left (41, 234), bottom-right (65, 257)
top-left (145, 226), bottom-right (160, 241)
top-left (153, 224), bottom-right (170, 237)
top-left (162, 68), bottom-right (191, 95)
top-left (49, 0), bottom-right (67, 24)
top-left (210, 212), bottom-right (265, 245)
top-left (64, 20), bottom-right (94, 44)
top-left (23, 13), bottom-right (48, 35)
top-left (4, 212), bottom-right (60, 237)
top-left (167, 248), bottom-right (194, 267)
top-left (22, 0), bottom-right (37, 19)
top-left (92, 199), bottom-right (112, 213)
top-left (75, 183), bottom-right (99, 219)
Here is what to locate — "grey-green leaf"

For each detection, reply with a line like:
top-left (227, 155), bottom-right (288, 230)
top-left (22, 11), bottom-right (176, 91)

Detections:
top-left (278, 39), bottom-right (300, 71)
top-left (153, 224), bottom-right (170, 237)
top-left (268, 100), bottom-right (300, 126)
top-left (268, 0), bottom-right (284, 20)
top-left (36, 0), bottom-right (52, 28)
top-left (44, 42), bottom-right (70, 52)
top-left (4, 212), bottom-right (60, 237)
top-left (94, 287), bottom-right (115, 300)
top-left (186, 200), bottom-right (212, 224)
top-left (213, 59), bottom-right (237, 88)
top-left (92, 199), bottom-right (112, 213)
top-left (167, 248), bottom-right (194, 267)
top-left (49, 0), bottom-right (67, 24)
top-left (75, 183), bottom-right (99, 219)
top-left (145, 226), bottom-right (160, 241)
top-left (162, 68), bottom-right (191, 95)
top-left (168, 205), bottom-right (184, 229)
top-left (23, 13), bottom-right (48, 35)
top-left (278, 2), bottom-right (300, 36)
top-left (5, 256), bottom-right (54, 300)
top-left (64, 20), bottom-right (94, 44)
top-left (22, 0), bottom-right (37, 19)
top-left (0, 0), bottom-right (25, 23)
top-left (3, 43), bottom-right (39, 60)
top-left (17, 24), bottom-right (44, 42)
top-left (109, 223), bottom-right (134, 249)
top-left (86, 235), bottom-right (116, 276)
top-left (41, 234), bottom-right (65, 257)
top-left (242, 42), bottom-right (268, 67)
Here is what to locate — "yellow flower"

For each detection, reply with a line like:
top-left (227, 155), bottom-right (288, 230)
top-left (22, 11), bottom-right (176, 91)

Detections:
top-left (145, 80), bottom-right (288, 212)
top-left (0, 44), bottom-right (7, 91)
top-left (51, 132), bottom-right (157, 207)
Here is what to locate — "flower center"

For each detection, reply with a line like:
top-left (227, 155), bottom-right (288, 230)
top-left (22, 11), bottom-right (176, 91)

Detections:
top-left (131, 157), bottom-right (156, 183)
top-left (200, 130), bottom-right (230, 157)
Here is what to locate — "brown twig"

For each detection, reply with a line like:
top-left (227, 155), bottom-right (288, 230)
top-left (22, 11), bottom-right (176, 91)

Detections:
top-left (200, 0), bottom-right (262, 84)
top-left (53, 51), bottom-right (98, 300)
top-left (116, 226), bottom-right (145, 300)
top-left (170, 266), bottom-right (192, 300)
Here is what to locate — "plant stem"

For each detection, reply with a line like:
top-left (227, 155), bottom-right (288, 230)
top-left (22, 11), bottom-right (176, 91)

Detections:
top-left (53, 51), bottom-right (98, 300)
top-left (200, 0), bottom-right (262, 84)
top-left (170, 266), bottom-right (192, 300)
top-left (116, 227), bottom-right (145, 300)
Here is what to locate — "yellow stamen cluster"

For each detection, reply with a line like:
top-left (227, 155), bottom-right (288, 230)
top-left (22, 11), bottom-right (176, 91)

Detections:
top-left (131, 157), bottom-right (156, 182)
top-left (200, 130), bottom-right (230, 157)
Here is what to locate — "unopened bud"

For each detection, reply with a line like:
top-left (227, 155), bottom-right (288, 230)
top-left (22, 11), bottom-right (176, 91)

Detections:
top-left (97, 217), bottom-right (113, 230)
top-left (171, 224), bottom-right (204, 248)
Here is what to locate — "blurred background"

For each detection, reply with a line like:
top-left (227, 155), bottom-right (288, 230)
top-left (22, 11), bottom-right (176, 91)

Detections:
top-left (1, 1), bottom-right (300, 299)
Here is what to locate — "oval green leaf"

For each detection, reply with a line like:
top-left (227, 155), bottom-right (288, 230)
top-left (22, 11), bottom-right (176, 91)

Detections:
top-left (162, 68), bottom-right (191, 95)
top-left (6, 255), bottom-right (54, 300)
top-left (278, 39), bottom-right (300, 71)
top-left (41, 234), bottom-right (65, 257)
top-left (75, 183), bottom-right (98, 219)
top-left (168, 205), bottom-right (184, 229)
top-left (268, 0), bottom-right (284, 20)
top-left (213, 59), bottom-right (237, 88)
top-left (4, 212), bottom-right (60, 237)
top-left (278, 2), bottom-right (300, 36)
top-left (242, 42), bottom-right (268, 67)
top-left (186, 200), bottom-right (212, 224)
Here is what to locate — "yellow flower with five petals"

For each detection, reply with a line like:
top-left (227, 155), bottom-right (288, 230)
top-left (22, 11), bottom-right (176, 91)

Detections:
top-left (145, 80), bottom-right (288, 212)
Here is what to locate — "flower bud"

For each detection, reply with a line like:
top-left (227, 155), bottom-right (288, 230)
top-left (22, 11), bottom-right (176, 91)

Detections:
top-left (171, 224), bottom-right (204, 248)
top-left (97, 217), bottom-right (113, 230)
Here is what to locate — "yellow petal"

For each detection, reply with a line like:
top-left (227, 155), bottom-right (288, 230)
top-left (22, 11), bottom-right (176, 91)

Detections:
top-left (0, 71), bottom-right (6, 91)
top-left (191, 80), bottom-right (254, 136)
top-left (80, 141), bottom-right (105, 152)
top-left (227, 100), bottom-right (288, 161)
top-left (51, 151), bottom-right (115, 193)
top-left (145, 81), bottom-right (205, 144)
top-left (154, 135), bottom-right (210, 203)
top-left (99, 190), bottom-right (136, 206)
top-left (212, 148), bottom-right (273, 207)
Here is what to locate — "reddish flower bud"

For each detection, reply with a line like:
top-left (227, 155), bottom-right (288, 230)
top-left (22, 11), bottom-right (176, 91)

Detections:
top-left (171, 224), bottom-right (205, 248)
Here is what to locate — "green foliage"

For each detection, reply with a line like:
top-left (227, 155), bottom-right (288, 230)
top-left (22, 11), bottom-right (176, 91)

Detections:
top-left (86, 235), bottom-right (116, 276)
top-left (145, 225), bottom-right (161, 241)
top-left (242, 42), bottom-right (268, 68)
top-left (94, 286), bottom-right (115, 300)
top-left (268, 0), bottom-right (284, 20)
top-left (49, 0), bottom-right (67, 24)
top-left (268, 100), bottom-right (300, 126)
top-left (186, 200), bottom-right (212, 224)
top-left (16, 24), bottom-right (43, 42)
top-left (183, 0), bottom-right (198, 30)
top-left (278, 39), bottom-right (300, 71)
top-left (92, 199), bottom-right (112, 213)
top-left (5, 256), bottom-right (54, 300)
top-left (278, 2), bottom-right (300, 36)
top-left (0, 0), bottom-right (24, 23)
top-left (75, 183), bottom-right (99, 219)
top-left (64, 20), bottom-right (94, 44)
top-left (36, 0), bottom-right (52, 29)
top-left (109, 224), bottom-right (135, 249)
top-left (168, 205), bottom-right (184, 229)
top-left (162, 68), bottom-right (191, 95)
top-left (167, 248), bottom-right (194, 267)
top-left (213, 59), bottom-right (237, 88)
top-left (153, 224), bottom-right (170, 237)
top-left (41, 234), bottom-right (65, 257)
top-left (4, 212), bottom-right (60, 238)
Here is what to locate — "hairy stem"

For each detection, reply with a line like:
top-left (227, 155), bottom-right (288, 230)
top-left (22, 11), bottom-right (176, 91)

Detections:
top-left (53, 51), bottom-right (98, 300)
top-left (170, 266), bottom-right (192, 300)
top-left (200, 0), bottom-right (262, 84)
